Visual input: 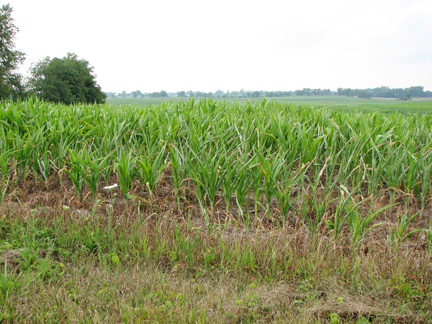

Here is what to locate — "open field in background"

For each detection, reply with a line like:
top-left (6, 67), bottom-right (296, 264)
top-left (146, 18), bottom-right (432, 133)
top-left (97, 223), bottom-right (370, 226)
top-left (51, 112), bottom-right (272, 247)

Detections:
top-left (107, 96), bottom-right (432, 114)
top-left (1, 98), bottom-right (432, 322)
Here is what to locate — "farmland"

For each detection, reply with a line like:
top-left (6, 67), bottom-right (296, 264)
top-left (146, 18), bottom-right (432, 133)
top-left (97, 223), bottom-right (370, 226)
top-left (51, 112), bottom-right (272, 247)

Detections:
top-left (107, 95), bottom-right (432, 114)
top-left (1, 98), bottom-right (432, 322)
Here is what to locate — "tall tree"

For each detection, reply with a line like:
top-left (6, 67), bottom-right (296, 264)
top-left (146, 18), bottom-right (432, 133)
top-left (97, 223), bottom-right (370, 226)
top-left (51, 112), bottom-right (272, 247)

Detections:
top-left (0, 4), bottom-right (25, 100)
top-left (28, 53), bottom-right (106, 104)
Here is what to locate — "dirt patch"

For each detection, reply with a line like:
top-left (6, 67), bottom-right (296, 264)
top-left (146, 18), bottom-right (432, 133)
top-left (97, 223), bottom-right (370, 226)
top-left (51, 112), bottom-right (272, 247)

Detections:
top-left (0, 249), bottom-right (24, 267)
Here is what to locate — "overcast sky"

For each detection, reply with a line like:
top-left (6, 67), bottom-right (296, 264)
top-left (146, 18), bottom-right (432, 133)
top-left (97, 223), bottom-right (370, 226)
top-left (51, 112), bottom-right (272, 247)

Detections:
top-left (6, 0), bottom-right (432, 93)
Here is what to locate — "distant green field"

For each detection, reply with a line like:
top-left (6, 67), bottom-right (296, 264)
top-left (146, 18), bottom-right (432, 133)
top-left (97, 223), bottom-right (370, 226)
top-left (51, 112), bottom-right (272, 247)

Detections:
top-left (107, 96), bottom-right (432, 114)
top-left (107, 97), bottom-right (182, 106)
top-left (275, 97), bottom-right (432, 114)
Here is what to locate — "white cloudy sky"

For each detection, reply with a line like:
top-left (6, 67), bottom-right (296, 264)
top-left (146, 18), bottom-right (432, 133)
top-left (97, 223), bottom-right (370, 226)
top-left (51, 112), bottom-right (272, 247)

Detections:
top-left (6, 0), bottom-right (432, 93)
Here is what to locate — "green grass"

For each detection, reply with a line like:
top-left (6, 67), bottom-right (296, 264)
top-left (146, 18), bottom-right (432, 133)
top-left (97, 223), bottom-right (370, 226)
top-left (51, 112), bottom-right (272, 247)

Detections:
top-left (107, 96), bottom-right (432, 114)
top-left (107, 97), bottom-right (182, 106)
top-left (1, 208), bottom-right (431, 323)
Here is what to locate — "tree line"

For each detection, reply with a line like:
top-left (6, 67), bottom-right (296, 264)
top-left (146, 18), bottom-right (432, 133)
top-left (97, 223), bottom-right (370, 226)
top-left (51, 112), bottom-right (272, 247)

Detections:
top-left (337, 86), bottom-right (432, 99)
top-left (107, 86), bottom-right (432, 99)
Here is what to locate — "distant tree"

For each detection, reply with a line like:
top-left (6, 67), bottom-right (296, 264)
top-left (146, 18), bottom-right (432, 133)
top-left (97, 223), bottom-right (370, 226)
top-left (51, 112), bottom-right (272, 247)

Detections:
top-left (28, 53), bottom-right (106, 104)
top-left (358, 90), bottom-right (371, 99)
top-left (398, 94), bottom-right (412, 101)
top-left (252, 91), bottom-right (261, 98)
top-left (0, 4), bottom-right (26, 100)
top-left (131, 90), bottom-right (142, 98)
top-left (177, 91), bottom-right (186, 97)
top-left (149, 91), bottom-right (168, 98)
top-left (345, 88), bottom-right (354, 96)
top-left (215, 90), bottom-right (224, 97)
top-left (104, 92), bottom-right (116, 98)
top-left (195, 91), bottom-right (210, 98)
top-left (266, 91), bottom-right (274, 97)
top-left (407, 86), bottom-right (424, 97)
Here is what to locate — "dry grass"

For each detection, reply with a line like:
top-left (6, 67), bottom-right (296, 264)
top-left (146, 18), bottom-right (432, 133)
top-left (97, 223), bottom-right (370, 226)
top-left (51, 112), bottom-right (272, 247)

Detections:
top-left (0, 174), bottom-right (431, 323)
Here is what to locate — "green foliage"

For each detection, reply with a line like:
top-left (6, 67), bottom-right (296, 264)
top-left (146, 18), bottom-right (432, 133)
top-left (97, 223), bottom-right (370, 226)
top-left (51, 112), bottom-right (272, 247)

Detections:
top-left (0, 192), bottom-right (431, 322)
top-left (28, 53), bottom-right (106, 104)
top-left (358, 90), bottom-right (371, 99)
top-left (0, 4), bottom-right (25, 100)
top-left (63, 149), bottom-right (87, 201)
top-left (1, 98), bottom-right (432, 242)
top-left (116, 149), bottom-right (136, 197)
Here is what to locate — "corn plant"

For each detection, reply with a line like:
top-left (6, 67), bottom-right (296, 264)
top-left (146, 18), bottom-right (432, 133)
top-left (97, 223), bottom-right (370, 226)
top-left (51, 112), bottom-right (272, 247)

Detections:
top-left (83, 148), bottom-right (113, 197)
top-left (274, 167), bottom-right (304, 225)
top-left (169, 145), bottom-right (183, 210)
top-left (136, 144), bottom-right (168, 199)
top-left (425, 212), bottom-right (432, 252)
top-left (221, 155), bottom-right (244, 214)
top-left (183, 140), bottom-right (228, 212)
top-left (0, 149), bottom-right (15, 181)
top-left (346, 200), bottom-right (395, 249)
top-left (2, 98), bottom-right (432, 240)
top-left (64, 149), bottom-right (87, 201)
top-left (302, 184), bottom-right (338, 236)
top-left (34, 148), bottom-right (51, 186)
top-left (13, 130), bottom-right (34, 178)
top-left (326, 184), bottom-right (360, 240)
top-left (0, 178), bottom-right (9, 206)
top-left (388, 212), bottom-right (422, 247)
top-left (234, 162), bottom-right (255, 223)
top-left (115, 149), bottom-right (136, 197)
top-left (257, 149), bottom-right (286, 207)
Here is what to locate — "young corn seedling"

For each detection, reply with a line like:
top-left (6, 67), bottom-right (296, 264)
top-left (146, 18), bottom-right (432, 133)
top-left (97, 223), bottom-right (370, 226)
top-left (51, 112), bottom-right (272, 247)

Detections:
top-left (274, 167), bottom-right (303, 225)
top-left (13, 130), bottom-right (34, 180)
top-left (116, 149), bottom-right (136, 198)
top-left (257, 149), bottom-right (286, 208)
top-left (0, 149), bottom-right (15, 181)
top-left (251, 160), bottom-right (265, 217)
top-left (136, 144), bottom-right (168, 203)
top-left (221, 155), bottom-right (245, 215)
top-left (365, 149), bottom-right (381, 194)
top-left (168, 144), bottom-right (186, 210)
top-left (425, 210), bottom-right (432, 253)
top-left (83, 148), bottom-right (113, 198)
top-left (303, 183), bottom-right (337, 236)
top-left (64, 149), bottom-right (87, 202)
top-left (419, 147), bottom-right (432, 208)
top-left (182, 161), bottom-right (207, 217)
top-left (234, 163), bottom-right (255, 227)
top-left (326, 184), bottom-right (360, 240)
top-left (347, 199), bottom-right (395, 249)
top-left (298, 124), bottom-right (325, 164)
top-left (0, 178), bottom-right (10, 206)
top-left (388, 212), bottom-right (422, 248)
top-left (35, 149), bottom-right (51, 187)
top-left (183, 142), bottom-right (227, 212)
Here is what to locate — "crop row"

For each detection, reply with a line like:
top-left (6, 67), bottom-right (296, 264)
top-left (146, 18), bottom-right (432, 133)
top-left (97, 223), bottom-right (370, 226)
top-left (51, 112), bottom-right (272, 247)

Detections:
top-left (1, 99), bottom-right (432, 236)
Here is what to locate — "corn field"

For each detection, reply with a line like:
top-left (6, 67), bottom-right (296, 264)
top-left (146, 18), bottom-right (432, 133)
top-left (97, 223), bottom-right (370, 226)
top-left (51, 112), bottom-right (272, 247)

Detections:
top-left (1, 98), bottom-right (431, 247)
